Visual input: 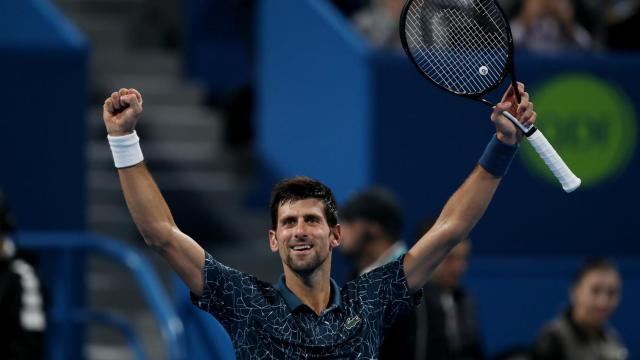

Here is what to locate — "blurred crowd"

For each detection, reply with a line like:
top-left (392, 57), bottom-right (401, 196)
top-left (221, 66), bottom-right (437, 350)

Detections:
top-left (338, 187), bottom-right (628, 360)
top-left (335, 0), bottom-right (640, 53)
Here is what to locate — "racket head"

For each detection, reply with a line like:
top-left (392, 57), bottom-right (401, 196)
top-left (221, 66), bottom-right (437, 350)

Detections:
top-left (399, 0), bottom-right (516, 100)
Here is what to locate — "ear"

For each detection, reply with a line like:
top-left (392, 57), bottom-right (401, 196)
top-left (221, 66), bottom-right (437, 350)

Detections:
top-left (329, 224), bottom-right (342, 249)
top-left (268, 230), bottom-right (278, 252)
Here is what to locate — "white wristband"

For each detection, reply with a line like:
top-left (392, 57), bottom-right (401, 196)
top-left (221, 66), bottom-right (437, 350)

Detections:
top-left (107, 131), bottom-right (144, 168)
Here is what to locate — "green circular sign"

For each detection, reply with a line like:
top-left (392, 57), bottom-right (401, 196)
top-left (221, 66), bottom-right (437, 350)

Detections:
top-left (521, 74), bottom-right (636, 188)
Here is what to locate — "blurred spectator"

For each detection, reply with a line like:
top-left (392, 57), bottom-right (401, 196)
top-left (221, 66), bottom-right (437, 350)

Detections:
top-left (340, 189), bottom-right (484, 359)
top-left (511, 0), bottom-right (593, 53)
top-left (340, 187), bottom-right (407, 278)
top-left (531, 258), bottom-right (628, 360)
top-left (605, 0), bottom-right (640, 50)
top-left (352, 0), bottom-right (404, 49)
top-left (0, 190), bottom-right (46, 360)
top-left (331, 0), bottom-right (370, 17)
top-left (423, 236), bottom-right (484, 360)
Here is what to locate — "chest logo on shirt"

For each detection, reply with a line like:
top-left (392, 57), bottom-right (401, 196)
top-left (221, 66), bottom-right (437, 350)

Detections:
top-left (344, 316), bottom-right (361, 329)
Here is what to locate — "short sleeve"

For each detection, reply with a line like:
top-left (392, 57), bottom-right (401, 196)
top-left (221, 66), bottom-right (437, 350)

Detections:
top-left (190, 252), bottom-right (262, 329)
top-left (353, 254), bottom-right (422, 330)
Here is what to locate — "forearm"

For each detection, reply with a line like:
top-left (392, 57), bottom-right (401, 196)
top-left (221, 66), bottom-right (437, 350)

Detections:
top-left (118, 162), bottom-right (176, 248)
top-left (404, 166), bottom-right (499, 291)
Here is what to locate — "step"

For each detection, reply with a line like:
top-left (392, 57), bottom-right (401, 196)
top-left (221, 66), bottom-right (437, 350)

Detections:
top-left (86, 105), bottom-right (224, 141)
top-left (95, 74), bottom-right (206, 106)
top-left (90, 48), bottom-right (182, 75)
top-left (88, 168), bottom-right (239, 192)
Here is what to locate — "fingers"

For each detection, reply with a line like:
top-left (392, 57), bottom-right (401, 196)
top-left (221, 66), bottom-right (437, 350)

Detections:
top-left (104, 98), bottom-right (115, 114)
top-left (129, 88), bottom-right (143, 105)
top-left (121, 93), bottom-right (143, 113)
top-left (118, 88), bottom-right (129, 107)
top-left (491, 101), bottom-right (512, 123)
top-left (110, 91), bottom-right (121, 111)
top-left (104, 88), bottom-right (143, 114)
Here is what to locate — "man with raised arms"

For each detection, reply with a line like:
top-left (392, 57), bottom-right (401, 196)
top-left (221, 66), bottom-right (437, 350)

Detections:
top-left (102, 84), bottom-right (534, 359)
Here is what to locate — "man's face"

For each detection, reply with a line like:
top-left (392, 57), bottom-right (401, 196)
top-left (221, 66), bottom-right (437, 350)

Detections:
top-left (433, 240), bottom-right (471, 289)
top-left (269, 199), bottom-right (341, 275)
top-left (572, 269), bottom-right (621, 328)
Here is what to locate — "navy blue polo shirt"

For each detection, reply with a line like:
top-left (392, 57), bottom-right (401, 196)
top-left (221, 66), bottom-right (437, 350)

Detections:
top-left (192, 252), bottom-right (421, 359)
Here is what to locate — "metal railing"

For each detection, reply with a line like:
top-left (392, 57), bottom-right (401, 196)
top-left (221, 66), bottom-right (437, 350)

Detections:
top-left (16, 231), bottom-right (186, 360)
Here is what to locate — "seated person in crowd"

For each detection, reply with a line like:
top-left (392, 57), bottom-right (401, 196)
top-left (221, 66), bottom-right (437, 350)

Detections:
top-left (531, 258), bottom-right (627, 360)
top-left (340, 189), bottom-right (484, 359)
top-left (0, 190), bottom-right (46, 360)
top-left (510, 0), bottom-right (592, 53)
top-left (352, 0), bottom-right (404, 49)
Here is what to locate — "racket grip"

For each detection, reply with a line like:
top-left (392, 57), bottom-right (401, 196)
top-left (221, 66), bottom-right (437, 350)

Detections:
top-left (526, 129), bottom-right (581, 193)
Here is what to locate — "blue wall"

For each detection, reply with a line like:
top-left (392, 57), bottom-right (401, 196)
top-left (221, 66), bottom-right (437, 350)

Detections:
top-left (0, 0), bottom-right (89, 231)
top-left (257, 0), bottom-right (374, 201)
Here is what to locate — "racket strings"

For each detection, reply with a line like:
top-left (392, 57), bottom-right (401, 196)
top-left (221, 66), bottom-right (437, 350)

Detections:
top-left (403, 0), bottom-right (510, 95)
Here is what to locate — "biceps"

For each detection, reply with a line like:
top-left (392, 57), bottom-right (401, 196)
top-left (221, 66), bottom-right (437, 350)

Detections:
top-left (404, 225), bottom-right (460, 291)
top-left (162, 228), bottom-right (206, 296)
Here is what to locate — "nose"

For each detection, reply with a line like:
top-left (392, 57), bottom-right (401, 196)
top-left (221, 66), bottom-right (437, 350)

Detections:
top-left (293, 220), bottom-right (308, 239)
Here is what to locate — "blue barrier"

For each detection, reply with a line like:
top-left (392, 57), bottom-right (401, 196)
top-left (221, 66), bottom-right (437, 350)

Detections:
top-left (69, 310), bottom-right (148, 360)
top-left (16, 232), bottom-right (187, 360)
top-left (173, 277), bottom-right (236, 360)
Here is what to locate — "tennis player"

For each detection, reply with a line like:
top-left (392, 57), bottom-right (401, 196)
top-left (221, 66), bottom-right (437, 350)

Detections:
top-left (103, 83), bottom-right (535, 359)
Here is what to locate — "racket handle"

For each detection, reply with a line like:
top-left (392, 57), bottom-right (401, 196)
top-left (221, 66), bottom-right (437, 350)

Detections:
top-left (500, 110), bottom-right (581, 192)
top-left (526, 129), bottom-right (581, 193)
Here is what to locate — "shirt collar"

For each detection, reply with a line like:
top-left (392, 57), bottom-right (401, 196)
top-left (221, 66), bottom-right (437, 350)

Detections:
top-left (275, 275), bottom-right (342, 313)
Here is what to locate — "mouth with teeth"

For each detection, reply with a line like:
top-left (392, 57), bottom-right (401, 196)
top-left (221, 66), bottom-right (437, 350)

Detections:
top-left (290, 244), bottom-right (313, 254)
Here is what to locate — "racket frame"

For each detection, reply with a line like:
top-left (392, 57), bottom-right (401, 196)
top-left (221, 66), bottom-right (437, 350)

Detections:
top-left (399, 0), bottom-right (531, 135)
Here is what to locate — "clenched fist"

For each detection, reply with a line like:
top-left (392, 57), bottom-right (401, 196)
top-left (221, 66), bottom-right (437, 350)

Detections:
top-left (103, 88), bottom-right (143, 136)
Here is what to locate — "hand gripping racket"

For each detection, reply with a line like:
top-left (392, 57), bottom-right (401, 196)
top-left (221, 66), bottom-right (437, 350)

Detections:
top-left (399, 0), bottom-right (581, 193)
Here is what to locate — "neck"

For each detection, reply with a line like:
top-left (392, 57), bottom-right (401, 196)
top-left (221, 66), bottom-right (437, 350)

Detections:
top-left (283, 260), bottom-right (332, 315)
top-left (571, 308), bottom-right (602, 336)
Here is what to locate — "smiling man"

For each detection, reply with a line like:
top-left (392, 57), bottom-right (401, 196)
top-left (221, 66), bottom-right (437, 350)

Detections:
top-left (102, 83), bottom-right (535, 359)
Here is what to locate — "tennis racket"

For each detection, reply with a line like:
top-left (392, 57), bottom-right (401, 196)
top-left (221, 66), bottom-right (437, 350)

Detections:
top-left (399, 0), bottom-right (581, 193)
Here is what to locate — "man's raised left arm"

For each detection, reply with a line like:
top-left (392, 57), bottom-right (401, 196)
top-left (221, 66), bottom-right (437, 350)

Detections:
top-left (403, 82), bottom-right (536, 292)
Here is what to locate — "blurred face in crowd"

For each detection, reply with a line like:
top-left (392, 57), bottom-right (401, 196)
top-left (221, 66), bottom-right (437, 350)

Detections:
top-left (340, 219), bottom-right (378, 260)
top-left (571, 268), bottom-right (621, 328)
top-left (269, 199), bottom-right (341, 275)
top-left (432, 240), bottom-right (471, 289)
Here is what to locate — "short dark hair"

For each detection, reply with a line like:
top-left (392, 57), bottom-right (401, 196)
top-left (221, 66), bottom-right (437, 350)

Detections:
top-left (270, 176), bottom-right (338, 230)
top-left (340, 187), bottom-right (404, 240)
top-left (572, 257), bottom-right (619, 286)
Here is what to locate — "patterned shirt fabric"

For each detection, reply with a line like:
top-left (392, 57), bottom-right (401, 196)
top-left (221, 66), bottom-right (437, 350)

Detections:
top-left (191, 252), bottom-right (421, 359)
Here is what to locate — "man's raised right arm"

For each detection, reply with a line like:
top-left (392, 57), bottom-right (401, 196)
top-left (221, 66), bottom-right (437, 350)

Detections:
top-left (103, 88), bottom-right (205, 296)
